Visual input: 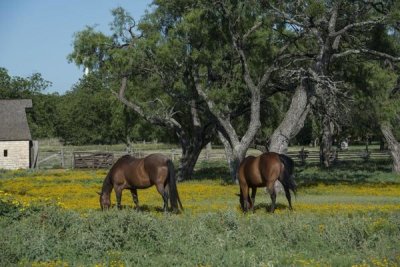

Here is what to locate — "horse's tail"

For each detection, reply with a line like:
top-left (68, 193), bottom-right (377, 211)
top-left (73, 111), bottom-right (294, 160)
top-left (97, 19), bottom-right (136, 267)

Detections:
top-left (279, 154), bottom-right (297, 195)
top-left (167, 159), bottom-right (183, 212)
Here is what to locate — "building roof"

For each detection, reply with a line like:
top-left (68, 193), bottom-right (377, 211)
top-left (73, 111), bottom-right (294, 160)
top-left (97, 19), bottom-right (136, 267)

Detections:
top-left (0, 99), bottom-right (32, 141)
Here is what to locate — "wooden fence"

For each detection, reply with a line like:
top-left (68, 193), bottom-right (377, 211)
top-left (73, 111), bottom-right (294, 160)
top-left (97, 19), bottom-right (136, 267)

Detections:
top-left (285, 148), bottom-right (391, 164)
top-left (73, 152), bottom-right (114, 169)
top-left (35, 147), bottom-right (391, 169)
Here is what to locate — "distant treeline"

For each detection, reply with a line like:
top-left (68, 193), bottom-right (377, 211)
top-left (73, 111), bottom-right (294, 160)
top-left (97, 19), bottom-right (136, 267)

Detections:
top-left (1, 68), bottom-right (175, 145)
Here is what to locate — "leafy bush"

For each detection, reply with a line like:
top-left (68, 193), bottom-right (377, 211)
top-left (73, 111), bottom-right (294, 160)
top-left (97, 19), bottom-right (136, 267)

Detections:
top-left (1, 204), bottom-right (399, 266)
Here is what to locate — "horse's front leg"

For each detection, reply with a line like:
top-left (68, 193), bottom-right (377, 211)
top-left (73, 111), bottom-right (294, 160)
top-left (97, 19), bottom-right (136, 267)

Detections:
top-left (130, 188), bottom-right (139, 210)
top-left (115, 187), bottom-right (123, 210)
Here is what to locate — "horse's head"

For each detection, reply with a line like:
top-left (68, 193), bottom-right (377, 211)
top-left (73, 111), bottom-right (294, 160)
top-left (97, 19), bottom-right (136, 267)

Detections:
top-left (98, 191), bottom-right (111, 210)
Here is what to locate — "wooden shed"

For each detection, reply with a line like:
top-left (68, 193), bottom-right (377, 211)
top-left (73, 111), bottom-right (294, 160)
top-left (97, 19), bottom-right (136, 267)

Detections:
top-left (0, 99), bottom-right (34, 170)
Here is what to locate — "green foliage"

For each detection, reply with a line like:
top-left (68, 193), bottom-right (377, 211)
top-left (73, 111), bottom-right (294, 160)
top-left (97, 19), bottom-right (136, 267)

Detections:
top-left (56, 74), bottom-right (117, 144)
top-left (67, 27), bottom-right (113, 71)
top-left (304, 0), bottom-right (326, 20)
top-left (3, 0), bottom-right (400, 152)
top-left (347, 61), bottom-right (398, 127)
top-left (0, 67), bottom-right (52, 98)
top-left (0, 67), bottom-right (60, 139)
top-left (0, 204), bottom-right (399, 266)
top-left (55, 73), bottom-right (171, 145)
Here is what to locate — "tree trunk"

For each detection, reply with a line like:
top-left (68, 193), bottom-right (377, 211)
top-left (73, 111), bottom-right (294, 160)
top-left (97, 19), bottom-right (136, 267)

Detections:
top-left (320, 117), bottom-right (335, 167)
top-left (218, 131), bottom-right (245, 183)
top-left (380, 122), bottom-right (400, 173)
top-left (176, 125), bottom-right (215, 181)
top-left (177, 140), bottom-right (204, 181)
top-left (176, 98), bottom-right (216, 181)
top-left (269, 84), bottom-right (310, 153)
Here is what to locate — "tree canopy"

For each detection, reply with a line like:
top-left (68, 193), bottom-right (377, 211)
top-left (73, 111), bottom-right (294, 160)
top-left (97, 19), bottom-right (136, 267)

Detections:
top-left (2, 0), bottom-right (400, 174)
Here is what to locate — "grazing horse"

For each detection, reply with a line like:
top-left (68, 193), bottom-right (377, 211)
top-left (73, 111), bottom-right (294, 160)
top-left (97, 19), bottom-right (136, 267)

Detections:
top-left (238, 152), bottom-right (296, 212)
top-left (99, 154), bottom-right (183, 212)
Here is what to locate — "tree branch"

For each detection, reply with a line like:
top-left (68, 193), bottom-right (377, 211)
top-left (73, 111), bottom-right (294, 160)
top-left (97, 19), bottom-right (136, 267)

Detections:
top-left (329, 18), bottom-right (385, 37)
top-left (328, 3), bottom-right (339, 35)
top-left (268, 3), bottom-right (306, 28)
top-left (243, 21), bottom-right (263, 42)
top-left (332, 48), bottom-right (400, 61)
top-left (113, 76), bottom-right (183, 131)
top-left (192, 67), bottom-right (241, 147)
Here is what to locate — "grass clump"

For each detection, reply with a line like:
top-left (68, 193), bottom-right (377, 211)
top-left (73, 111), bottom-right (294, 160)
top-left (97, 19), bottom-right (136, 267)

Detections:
top-left (0, 203), bottom-right (399, 266)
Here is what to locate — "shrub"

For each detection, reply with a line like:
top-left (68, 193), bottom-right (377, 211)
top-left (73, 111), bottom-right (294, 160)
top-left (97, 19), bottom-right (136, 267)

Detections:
top-left (1, 204), bottom-right (399, 266)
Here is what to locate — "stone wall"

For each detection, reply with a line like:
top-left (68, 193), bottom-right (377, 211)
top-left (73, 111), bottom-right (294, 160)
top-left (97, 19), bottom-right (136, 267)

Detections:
top-left (0, 141), bottom-right (30, 170)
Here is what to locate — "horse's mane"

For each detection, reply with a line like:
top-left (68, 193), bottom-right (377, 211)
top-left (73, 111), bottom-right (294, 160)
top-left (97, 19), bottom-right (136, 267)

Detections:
top-left (121, 154), bottom-right (135, 160)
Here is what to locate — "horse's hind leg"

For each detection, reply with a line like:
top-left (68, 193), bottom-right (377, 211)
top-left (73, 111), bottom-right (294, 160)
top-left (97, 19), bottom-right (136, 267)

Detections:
top-left (130, 188), bottom-right (139, 210)
top-left (156, 184), bottom-right (169, 212)
top-left (266, 183), bottom-right (276, 213)
top-left (269, 191), bottom-right (276, 213)
top-left (284, 187), bottom-right (293, 210)
top-left (250, 187), bottom-right (257, 211)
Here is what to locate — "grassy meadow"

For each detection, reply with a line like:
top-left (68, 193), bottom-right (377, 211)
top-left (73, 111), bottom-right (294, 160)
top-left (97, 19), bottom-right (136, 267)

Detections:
top-left (0, 160), bottom-right (400, 266)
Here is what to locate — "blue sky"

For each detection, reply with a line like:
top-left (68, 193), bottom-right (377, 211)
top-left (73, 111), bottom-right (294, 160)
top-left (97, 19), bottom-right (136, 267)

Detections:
top-left (0, 0), bottom-right (153, 94)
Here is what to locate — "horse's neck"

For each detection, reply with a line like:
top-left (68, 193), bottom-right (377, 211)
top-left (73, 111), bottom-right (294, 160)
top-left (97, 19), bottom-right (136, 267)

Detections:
top-left (101, 173), bottom-right (113, 195)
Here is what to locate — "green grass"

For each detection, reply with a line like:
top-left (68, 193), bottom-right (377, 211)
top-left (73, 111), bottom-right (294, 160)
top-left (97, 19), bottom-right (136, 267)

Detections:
top-left (1, 158), bottom-right (400, 266)
top-left (295, 160), bottom-right (400, 186)
top-left (0, 204), bottom-right (399, 266)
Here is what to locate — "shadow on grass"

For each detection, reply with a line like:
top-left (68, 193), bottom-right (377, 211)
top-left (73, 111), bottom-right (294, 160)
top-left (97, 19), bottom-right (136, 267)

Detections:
top-left (192, 161), bottom-right (231, 182)
top-left (295, 159), bottom-right (399, 187)
top-left (107, 204), bottom-right (181, 214)
top-left (251, 203), bottom-right (291, 213)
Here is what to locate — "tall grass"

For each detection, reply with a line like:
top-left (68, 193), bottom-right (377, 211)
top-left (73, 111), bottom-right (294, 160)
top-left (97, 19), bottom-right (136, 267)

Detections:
top-left (1, 202), bottom-right (399, 266)
top-left (1, 160), bottom-right (399, 266)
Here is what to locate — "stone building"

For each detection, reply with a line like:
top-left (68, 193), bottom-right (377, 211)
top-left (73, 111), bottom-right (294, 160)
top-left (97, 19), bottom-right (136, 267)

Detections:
top-left (0, 99), bottom-right (33, 169)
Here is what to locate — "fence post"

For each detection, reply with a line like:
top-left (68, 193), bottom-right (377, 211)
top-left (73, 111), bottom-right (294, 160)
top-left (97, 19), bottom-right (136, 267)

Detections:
top-left (61, 148), bottom-right (65, 168)
top-left (205, 143), bottom-right (212, 162)
top-left (32, 140), bottom-right (39, 170)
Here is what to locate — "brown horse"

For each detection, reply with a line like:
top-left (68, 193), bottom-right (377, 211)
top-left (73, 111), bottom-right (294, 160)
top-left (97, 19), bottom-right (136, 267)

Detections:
top-left (238, 152), bottom-right (296, 213)
top-left (99, 153), bottom-right (183, 212)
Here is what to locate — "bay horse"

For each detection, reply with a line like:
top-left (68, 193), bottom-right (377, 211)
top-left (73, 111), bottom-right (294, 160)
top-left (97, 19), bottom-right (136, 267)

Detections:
top-left (238, 152), bottom-right (296, 213)
top-left (99, 154), bottom-right (183, 212)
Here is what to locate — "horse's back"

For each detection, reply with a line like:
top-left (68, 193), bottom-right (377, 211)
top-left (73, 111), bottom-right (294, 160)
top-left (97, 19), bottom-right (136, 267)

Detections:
top-left (259, 152), bottom-right (283, 183)
top-left (143, 153), bottom-right (169, 181)
top-left (240, 155), bottom-right (264, 187)
top-left (144, 153), bottom-right (169, 166)
top-left (109, 154), bottom-right (154, 189)
top-left (240, 152), bottom-right (283, 187)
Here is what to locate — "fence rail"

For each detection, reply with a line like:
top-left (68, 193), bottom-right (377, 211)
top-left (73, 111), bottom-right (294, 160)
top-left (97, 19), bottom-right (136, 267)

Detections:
top-left (286, 149), bottom-right (390, 164)
top-left (35, 147), bottom-right (391, 169)
top-left (73, 152), bottom-right (114, 169)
